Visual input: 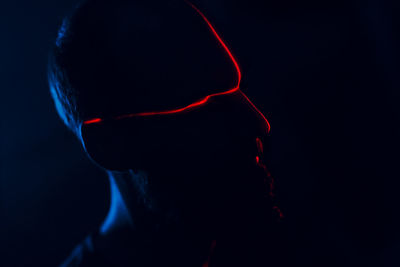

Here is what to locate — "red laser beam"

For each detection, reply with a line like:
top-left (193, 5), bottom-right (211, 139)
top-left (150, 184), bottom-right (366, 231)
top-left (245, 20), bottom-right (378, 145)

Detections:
top-left (83, 1), bottom-right (270, 135)
top-left (114, 87), bottom-right (238, 120)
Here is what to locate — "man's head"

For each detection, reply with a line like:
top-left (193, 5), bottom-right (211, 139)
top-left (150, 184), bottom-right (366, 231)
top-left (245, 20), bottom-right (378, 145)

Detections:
top-left (48, 0), bottom-right (269, 172)
top-left (48, 0), bottom-right (238, 135)
top-left (49, 2), bottom-right (277, 258)
top-left (50, 1), bottom-right (275, 193)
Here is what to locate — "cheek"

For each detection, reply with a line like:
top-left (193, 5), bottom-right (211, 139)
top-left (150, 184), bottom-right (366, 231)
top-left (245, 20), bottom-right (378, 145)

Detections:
top-left (81, 89), bottom-right (268, 173)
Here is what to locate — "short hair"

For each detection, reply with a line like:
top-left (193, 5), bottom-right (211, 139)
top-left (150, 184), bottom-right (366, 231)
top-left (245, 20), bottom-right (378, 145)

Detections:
top-left (48, 0), bottom-right (237, 136)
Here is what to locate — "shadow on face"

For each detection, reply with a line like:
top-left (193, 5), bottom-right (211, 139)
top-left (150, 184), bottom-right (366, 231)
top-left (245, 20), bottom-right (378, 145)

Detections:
top-left (82, 90), bottom-right (273, 246)
top-left (81, 90), bottom-right (268, 178)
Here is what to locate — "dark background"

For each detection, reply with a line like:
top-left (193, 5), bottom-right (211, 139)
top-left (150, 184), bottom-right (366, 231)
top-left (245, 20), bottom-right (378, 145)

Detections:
top-left (1, 0), bottom-right (400, 266)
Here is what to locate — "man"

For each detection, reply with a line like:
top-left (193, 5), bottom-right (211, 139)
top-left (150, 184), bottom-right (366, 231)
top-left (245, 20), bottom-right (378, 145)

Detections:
top-left (49, 0), bottom-right (284, 266)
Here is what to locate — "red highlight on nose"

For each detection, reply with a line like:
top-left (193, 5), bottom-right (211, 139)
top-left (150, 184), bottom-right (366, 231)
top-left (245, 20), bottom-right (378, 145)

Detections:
top-left (83, 1), bottom-right (270, 134)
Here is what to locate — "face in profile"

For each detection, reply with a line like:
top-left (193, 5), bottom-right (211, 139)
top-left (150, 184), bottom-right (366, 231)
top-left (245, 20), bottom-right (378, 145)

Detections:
top-left (50, 2), bottom-right (283, 266)
top-left (49, 0), bottom-right (275, 251)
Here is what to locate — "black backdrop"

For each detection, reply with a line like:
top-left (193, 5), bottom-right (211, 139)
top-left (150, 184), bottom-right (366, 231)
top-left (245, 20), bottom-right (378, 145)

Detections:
top-left (1, 0), bottom-right (400, 266)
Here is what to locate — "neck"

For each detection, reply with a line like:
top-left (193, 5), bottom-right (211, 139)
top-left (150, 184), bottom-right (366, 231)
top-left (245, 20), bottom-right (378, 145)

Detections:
top-left (100, 170), bottom-right (165, 238)
top-left (98, 140), bottom-right (277, 266)
top-left (100, 172), bottom-right (134, 237)
top-left (99, 170), bottom-right (216, 266)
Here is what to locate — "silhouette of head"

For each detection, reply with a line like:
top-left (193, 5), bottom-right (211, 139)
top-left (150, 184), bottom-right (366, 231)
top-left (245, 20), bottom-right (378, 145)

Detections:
top-left (48, 0), bottom-right (269, 174)
top-left (48, 3), bottom-right (282, 264)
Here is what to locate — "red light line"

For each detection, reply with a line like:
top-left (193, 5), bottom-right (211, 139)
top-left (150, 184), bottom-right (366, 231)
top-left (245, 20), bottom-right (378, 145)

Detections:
top-left (84, 118), bottom-right (102, 124)
top-left (83, 2), bottom-right (240, 125)
top-left (83, 2), bottom-right (270, 134)
top-left (239, 91), bottom-right (271, 133)
top-left (186, 1), bottom-right (241, 86)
